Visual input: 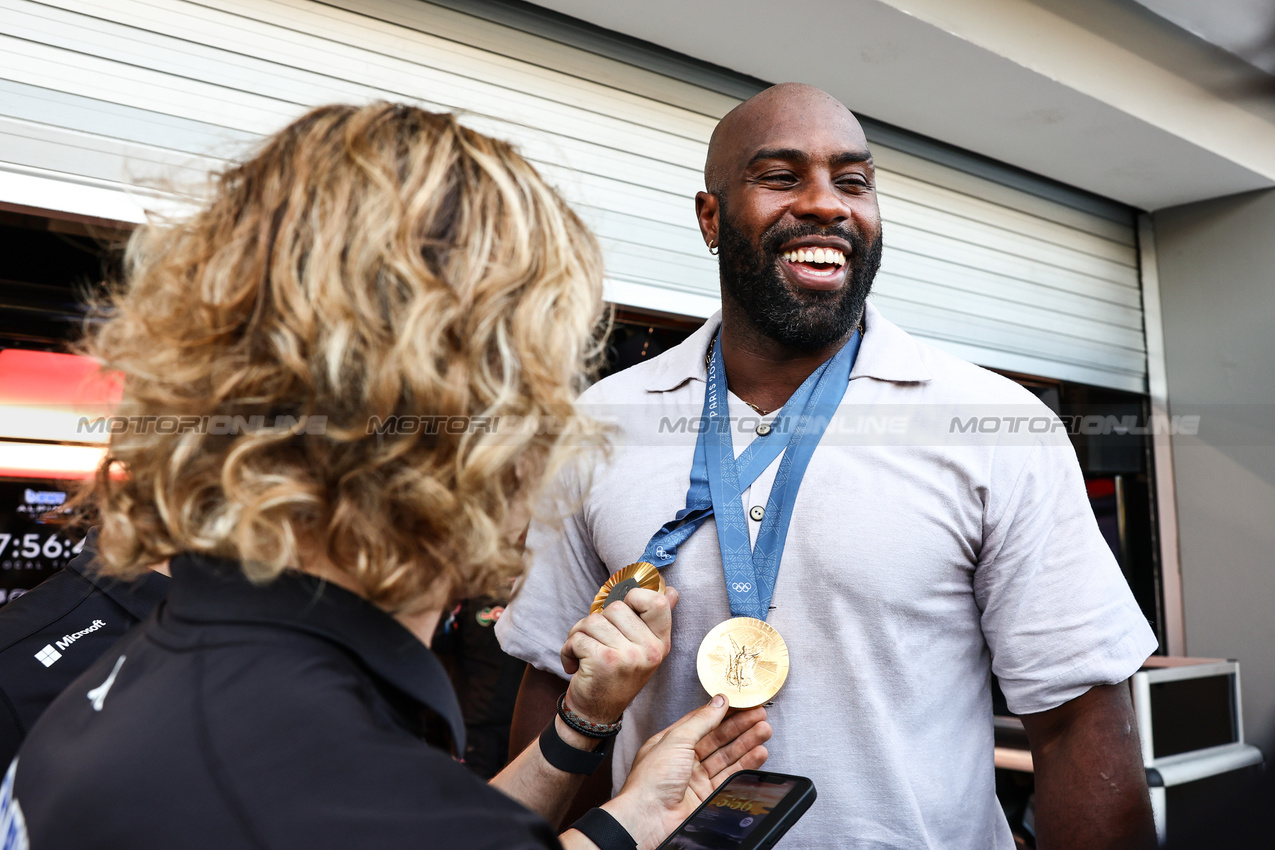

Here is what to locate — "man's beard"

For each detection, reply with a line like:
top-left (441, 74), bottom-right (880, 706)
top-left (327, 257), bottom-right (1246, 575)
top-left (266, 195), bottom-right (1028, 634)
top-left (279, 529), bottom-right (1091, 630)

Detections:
top-left (717, 201), bottom-right (882, 352)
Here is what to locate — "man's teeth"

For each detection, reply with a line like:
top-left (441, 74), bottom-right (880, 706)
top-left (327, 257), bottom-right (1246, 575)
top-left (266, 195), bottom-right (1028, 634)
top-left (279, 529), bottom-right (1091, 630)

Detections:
top-left (780, 247), bottom-right (847, 267)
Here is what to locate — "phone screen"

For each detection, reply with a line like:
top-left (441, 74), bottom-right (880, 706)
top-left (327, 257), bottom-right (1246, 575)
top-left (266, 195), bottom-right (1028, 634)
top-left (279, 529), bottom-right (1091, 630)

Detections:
top-left (660, 773), bottom-right (800, 850)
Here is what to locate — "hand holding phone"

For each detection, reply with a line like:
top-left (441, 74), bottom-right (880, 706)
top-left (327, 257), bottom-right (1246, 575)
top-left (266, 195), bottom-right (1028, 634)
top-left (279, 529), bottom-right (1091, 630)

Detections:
top-left (656, 770), bottom-right (816, 850)
top-left (592, 696), bottom-right (771, 849)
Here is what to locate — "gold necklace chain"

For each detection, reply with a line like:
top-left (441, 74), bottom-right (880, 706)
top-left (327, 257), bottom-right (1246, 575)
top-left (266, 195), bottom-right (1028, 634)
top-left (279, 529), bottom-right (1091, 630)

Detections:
top-left (705, 324), bottom-right (864, 418)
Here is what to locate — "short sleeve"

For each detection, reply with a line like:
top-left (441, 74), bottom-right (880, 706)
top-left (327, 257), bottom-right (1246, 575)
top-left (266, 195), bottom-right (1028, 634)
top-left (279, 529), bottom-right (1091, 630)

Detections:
top-left (975, 432), bottom-right (1158, 715)
top-left (495, 464), bottom-right (610, 678)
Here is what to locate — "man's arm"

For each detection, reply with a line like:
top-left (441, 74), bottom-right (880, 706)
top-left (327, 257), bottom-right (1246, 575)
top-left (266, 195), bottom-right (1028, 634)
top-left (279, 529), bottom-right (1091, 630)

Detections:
top-left (1020, 682), bottom-right (1156, 850)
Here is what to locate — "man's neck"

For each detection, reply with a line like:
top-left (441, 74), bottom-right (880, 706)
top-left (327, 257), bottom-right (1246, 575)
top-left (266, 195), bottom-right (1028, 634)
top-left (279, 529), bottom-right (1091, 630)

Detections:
top-left (717, 302), bottom-right (853, 415)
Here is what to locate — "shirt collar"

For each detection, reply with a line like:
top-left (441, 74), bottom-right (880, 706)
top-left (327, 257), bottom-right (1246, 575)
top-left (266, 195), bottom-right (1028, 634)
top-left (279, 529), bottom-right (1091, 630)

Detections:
top-left (68, 528), bottom-right (170, 621)
top-left (639, 300), bottom-right (931, 393)
top-left (164, 554), bottom-right (466, 752)
top-left (851, 301), bottom-right (933, 383)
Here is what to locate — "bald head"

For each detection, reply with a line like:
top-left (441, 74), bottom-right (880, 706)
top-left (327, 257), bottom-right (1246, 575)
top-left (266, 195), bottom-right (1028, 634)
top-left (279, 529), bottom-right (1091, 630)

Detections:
top-left (694, 83), bottom-right (881, 355)
top-left (705, 83), bottom-right (869, 195)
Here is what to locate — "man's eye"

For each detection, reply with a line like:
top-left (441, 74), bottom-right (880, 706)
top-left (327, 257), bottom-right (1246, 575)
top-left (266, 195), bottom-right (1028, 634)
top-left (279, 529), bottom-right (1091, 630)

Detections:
top-left (760, 172), bottom-right (797, 184)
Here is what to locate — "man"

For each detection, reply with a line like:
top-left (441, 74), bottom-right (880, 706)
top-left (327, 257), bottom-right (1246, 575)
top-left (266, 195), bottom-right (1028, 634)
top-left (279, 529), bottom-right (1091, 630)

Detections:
top-left (0, 530), bottom-right (167, 766)
top-left (496, 83), bottom-right (1158, 848)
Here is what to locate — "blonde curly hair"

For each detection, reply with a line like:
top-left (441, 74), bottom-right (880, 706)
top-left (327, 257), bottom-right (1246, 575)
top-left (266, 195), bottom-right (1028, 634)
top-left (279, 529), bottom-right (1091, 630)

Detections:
top-left (81, 102), bottom-right (605, 611)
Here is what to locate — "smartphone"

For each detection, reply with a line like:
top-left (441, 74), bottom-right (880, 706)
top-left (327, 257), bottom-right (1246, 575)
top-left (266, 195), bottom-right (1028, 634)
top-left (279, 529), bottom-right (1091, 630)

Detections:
top-left (655, 770), bottom-right (816, 850)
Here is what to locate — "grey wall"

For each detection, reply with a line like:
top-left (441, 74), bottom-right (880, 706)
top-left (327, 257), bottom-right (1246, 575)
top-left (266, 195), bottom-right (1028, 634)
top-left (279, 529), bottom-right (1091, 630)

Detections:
top-left (1153, 187), bottom-right (1275, 753)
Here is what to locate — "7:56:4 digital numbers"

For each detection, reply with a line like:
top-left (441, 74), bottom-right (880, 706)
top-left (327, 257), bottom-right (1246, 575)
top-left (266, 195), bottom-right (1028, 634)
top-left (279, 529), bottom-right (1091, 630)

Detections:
top-left (0, 532), bottom-right (86, 566)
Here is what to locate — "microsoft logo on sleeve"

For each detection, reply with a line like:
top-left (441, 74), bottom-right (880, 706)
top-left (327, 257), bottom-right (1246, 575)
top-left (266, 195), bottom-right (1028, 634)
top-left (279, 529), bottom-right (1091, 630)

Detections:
top-left (32, 620), bottom-right (107, 669)
top-left (34, 646), bottom-right (62, 667)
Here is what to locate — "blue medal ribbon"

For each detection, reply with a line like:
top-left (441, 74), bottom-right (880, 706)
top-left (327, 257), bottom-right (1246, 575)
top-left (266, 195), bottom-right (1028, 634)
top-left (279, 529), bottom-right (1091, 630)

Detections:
top-left (638, 328), bottom-right (861, 619)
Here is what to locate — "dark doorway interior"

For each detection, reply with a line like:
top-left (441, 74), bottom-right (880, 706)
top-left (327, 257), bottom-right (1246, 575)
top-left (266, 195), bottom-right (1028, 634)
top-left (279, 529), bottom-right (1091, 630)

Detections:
top-left (0, 211), bottom-right (125, 351)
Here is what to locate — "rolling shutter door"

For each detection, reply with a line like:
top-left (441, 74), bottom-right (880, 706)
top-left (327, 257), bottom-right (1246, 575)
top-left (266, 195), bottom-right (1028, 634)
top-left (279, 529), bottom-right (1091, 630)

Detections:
top-left (867, 131), bottom-right (1143, 392)
top-left (0, 0), bottom-right (1144, 391)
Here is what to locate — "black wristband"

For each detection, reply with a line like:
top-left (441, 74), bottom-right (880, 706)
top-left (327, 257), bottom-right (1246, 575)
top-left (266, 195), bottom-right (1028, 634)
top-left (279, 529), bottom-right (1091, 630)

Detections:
top-left (537, 720), bottom-right (608, 775)
top-left (569, 807), bottom-right (637, 850)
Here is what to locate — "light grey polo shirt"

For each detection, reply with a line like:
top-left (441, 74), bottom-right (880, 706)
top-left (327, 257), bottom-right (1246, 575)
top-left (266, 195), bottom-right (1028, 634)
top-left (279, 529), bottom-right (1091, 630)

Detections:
top-left (497, 301), bottom-right (1157, 849)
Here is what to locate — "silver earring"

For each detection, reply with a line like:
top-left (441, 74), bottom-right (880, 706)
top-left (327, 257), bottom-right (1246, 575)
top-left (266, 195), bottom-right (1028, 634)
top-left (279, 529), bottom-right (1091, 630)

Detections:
top-left (708, 240), bottom-right (719, 255)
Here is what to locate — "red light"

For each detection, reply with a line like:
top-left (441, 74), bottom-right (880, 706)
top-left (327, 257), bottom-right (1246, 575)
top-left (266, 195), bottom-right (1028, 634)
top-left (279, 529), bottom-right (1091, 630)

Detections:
top-left (0, 350), bottom-right (122, 479)
top-left (0, 350), bottom-right (122, 408)
top-left (1085, 478), bottom-right (1117, 499)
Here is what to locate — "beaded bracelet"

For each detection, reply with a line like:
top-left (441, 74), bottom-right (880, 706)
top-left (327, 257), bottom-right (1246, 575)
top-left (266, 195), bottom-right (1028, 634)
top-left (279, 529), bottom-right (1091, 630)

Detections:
top-left (557, 693), bottom-right (622, 739)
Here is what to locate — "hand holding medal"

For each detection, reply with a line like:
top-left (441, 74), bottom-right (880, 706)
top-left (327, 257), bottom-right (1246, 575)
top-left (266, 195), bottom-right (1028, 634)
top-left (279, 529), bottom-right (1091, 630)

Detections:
top-left (564, 568), bottom-right (677, 727)
top-left (591, 562), bottom-right (666, 614)
top-left (594, 566), bottom-right (790, 709)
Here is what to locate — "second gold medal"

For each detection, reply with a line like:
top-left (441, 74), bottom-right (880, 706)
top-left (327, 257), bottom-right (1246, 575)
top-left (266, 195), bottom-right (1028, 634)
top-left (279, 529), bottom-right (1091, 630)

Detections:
top-left (696, 617), bottom-right (790, 709)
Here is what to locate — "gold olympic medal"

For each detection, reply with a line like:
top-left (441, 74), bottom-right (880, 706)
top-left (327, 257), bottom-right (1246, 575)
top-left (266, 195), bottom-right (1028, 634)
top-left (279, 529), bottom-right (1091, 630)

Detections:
top-left (590, 562), bottom-right (666, 614)
top-left (696, 617), bottom-right (790, 709)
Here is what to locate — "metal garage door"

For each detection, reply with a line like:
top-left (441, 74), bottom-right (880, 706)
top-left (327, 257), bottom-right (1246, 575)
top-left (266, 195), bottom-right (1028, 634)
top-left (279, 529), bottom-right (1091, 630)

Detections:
top-left (0, 0), bottom-right (1144, 391)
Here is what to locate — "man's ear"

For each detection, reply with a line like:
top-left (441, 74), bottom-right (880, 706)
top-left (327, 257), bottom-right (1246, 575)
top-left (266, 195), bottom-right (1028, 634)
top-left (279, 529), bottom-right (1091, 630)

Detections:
top-left (695, 191), bottom-right (719, 249)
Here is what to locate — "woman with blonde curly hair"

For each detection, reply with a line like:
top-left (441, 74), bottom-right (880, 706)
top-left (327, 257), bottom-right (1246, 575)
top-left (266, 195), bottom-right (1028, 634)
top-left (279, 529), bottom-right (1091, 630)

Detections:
top-left (8, 103), bottom-right (768, 850)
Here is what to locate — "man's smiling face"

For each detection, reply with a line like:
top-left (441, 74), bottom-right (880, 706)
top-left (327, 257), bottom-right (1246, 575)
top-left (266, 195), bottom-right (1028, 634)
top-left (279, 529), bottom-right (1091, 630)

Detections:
top-left (699, 84), bottom-right (883, 351)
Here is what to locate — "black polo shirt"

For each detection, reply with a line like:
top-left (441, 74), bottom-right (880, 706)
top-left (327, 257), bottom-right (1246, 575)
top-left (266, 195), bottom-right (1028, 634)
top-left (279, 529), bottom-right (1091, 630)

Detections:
top-left (0, 530), bottom-right (168, 767)
top-left (10, 554), bottom-right (559, 849)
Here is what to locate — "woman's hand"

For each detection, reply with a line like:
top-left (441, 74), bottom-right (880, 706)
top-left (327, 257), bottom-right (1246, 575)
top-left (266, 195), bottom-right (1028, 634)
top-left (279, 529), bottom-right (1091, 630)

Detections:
top-left (596, 696), bottom-right (771, 850)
